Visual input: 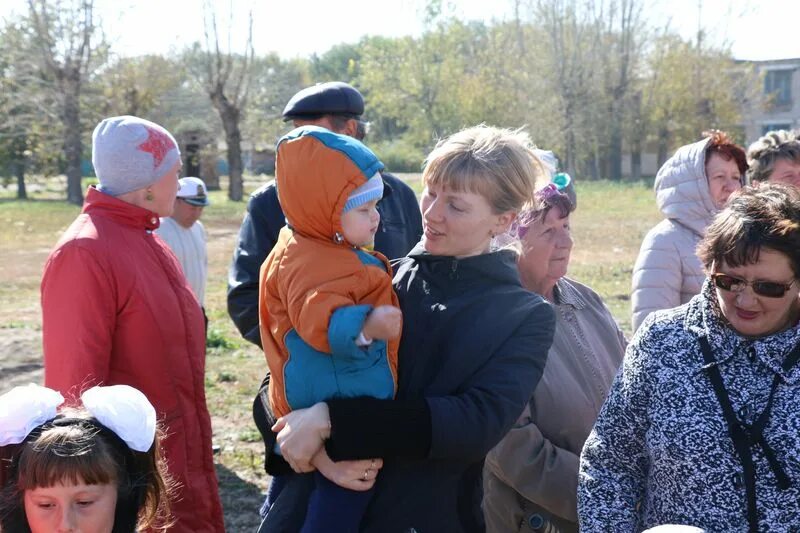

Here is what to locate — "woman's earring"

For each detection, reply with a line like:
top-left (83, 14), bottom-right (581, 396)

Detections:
top-left (146, 189), bottom-right (154, 201)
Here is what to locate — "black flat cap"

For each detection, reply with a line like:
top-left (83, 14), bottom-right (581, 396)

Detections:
top-left (282, 82), bottom-right (364, 121)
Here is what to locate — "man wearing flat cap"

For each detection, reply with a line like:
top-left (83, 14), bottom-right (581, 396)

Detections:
top-left (227, 81), bottom-right (423, 348)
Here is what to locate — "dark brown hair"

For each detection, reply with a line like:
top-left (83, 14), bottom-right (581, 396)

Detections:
top-left (697, 184), bottom-right (800, 276)
top-left (532, 190), bottom-right (575, 223)
top-left (513, 187), bottom-right (574, 243)
top-left (703, 129), bottom-right (748, 176)
top-left (0, 408), bottom-right (173, 532)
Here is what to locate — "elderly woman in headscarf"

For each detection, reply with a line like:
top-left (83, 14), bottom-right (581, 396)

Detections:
top-left (483, 179), bottom-right (626, 533)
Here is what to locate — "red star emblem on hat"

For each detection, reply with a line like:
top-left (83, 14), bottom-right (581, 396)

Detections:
top-left (137, 126), bottom-right (174, 167)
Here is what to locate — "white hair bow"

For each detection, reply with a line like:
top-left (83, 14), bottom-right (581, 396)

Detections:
top-left (0, 384), bottom-right (156, 452)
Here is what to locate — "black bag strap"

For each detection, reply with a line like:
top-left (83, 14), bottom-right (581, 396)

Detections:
top-left (698, 336), bottom-right (798, 533)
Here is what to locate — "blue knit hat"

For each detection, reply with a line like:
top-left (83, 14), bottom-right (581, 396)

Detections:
top-left (343, 173), bottom-right (383, 212)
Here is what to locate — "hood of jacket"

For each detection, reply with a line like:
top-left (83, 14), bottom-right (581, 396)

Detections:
top-left (275, 125), bottom-right (384, 242)
top-left (654, 137), bottom-right (717, 236)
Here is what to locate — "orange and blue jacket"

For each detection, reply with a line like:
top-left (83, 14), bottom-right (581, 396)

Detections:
top-left (259, 126), bottom-right (400, 418)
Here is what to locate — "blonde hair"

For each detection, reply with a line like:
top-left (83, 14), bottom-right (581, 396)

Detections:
top-left (422, 125), bottom-right (548, 215)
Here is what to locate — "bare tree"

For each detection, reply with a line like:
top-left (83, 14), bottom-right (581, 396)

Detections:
top-left (26, 0), bottom-right (101, 204)
top-left (533, 0), bottom-right (597, 176)
top-left (196, 2), bottom-right (254, 201)
top-left (596, 0), bottom-right (644, 180)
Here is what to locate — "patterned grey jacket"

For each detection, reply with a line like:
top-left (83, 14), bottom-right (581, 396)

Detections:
top-left (578, 280), bottom-right (800, 532)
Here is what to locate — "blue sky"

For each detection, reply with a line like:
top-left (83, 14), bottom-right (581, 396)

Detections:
top-left (5, 0), bottom-right (800, 61)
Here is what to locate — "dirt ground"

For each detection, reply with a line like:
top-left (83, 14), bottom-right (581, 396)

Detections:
top-left (0, 204), bottom-right (268, 532)
top-left (0, 246), bottom-right (48, 388)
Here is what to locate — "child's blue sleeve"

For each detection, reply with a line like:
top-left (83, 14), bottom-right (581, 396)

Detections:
top-left (328, 304), bottom-right (373, 359)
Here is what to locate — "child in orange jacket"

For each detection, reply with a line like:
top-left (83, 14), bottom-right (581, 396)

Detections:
top-left (259, 125), bottom-right (402, 532)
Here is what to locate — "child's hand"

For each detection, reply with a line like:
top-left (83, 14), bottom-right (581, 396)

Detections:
top-left (361, 305), bottom-right (402, 341)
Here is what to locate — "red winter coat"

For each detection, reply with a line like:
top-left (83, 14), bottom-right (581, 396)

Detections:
top-left (41, 187), bottom-right (224, 532)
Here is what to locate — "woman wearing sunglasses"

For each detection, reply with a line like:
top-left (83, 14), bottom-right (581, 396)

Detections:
top-left (579, 184), bottom-right (800, 532)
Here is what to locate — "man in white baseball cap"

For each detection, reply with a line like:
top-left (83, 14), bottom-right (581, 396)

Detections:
top-left (156, 177), bottom-right (210, 328)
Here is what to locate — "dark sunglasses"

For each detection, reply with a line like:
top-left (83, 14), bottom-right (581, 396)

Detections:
top-left (711, 272), bottom-right (796, 298)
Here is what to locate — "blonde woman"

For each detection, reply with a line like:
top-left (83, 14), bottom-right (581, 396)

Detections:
top-left (257, 126), bottom-right (556, 533)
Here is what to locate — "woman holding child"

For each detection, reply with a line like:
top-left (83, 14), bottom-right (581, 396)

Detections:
top-left (258, 125), bottom-right (556, 532)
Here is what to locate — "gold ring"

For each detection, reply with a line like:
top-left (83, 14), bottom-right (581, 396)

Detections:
top-left (363, 469), bottom-right (369, 481)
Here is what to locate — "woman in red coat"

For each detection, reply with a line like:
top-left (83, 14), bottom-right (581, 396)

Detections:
top-left (41, 115), bottom-right (225, 532)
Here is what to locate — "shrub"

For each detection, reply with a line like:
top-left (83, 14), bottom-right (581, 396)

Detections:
top-left (371, 139), bottom-right (425, 173)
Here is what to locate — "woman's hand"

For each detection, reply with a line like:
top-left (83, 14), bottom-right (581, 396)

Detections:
top-left (272, 402), bottom-right (331, 473)
top-left (312, 449), bottom-right (383, 491)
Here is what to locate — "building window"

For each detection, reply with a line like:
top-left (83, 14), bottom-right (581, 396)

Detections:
top-left (762, 124), bottom-right (793, 136)
top-left (764, 70), bottom-right (793, 106)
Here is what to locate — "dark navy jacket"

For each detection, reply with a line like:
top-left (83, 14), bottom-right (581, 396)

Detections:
top-left (227, 172), bottom-right (422, 347)
top-left (260, 245), bottom-right (555, 533)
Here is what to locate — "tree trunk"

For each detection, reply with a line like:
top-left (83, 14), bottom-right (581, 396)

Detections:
top-left (656, 126), bottom-right (670, 168)
top-left (200, 150), bottom-right (220, 190)
top-left (608, 124), bottom-right (623, 181)
top-left (62, 79), bottom-right (84, 205)
top-left (210, 89), bottom-right (244, 201)
top-left (589, 154), bottom-right (600, 181)
top-left (225, 121), bottom-right (243, 201)
top-left (14, 159), bottom-right (27, 200)
top-left (631, 139), bottom-right (642, 181)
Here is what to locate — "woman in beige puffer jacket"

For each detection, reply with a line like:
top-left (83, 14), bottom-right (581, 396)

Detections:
top-left (631, 131), bottom-right (746, 332)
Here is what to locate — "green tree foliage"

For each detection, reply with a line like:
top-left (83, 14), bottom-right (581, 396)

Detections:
top-left (97, 55), bottom-right (184, 118)
top-left (0, 18), bottom-right (65, 197)
top-left (310, 43), bottom-right (361, 83)
top-left (26, 0), bottom-right (106, 204)
top-left (0, 0), bottom-right (762, 194)
top-left (640, 33), bottom-right (758, 166)
top-left (243, 54), bottom-right (309, 149)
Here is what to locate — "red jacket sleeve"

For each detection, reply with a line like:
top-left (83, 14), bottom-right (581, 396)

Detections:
top-left (41, 244), bottom-right (116, 399)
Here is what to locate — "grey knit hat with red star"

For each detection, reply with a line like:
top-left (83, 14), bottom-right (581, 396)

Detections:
top-left (92, 115), bottom-right (181, 196)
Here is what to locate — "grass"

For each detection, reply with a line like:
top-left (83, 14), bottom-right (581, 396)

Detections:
top-left (569, 179), bottom-right (661, 333)
top-left (0, 174), bottom-right (661, 531)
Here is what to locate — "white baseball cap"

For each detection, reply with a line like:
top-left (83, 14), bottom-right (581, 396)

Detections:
top-left (177, 177), bottom-right (210, 206)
